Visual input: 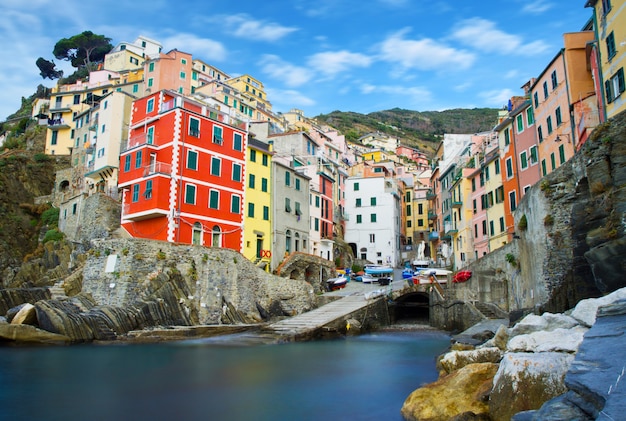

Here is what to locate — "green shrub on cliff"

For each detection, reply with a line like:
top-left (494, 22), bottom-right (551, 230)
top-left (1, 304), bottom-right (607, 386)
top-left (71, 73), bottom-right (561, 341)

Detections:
top-left (42, 228), bottom-right (64, 243)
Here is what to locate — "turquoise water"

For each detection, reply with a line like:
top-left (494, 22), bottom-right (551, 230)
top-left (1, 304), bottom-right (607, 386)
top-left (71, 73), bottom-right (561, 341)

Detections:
top-left (0, 330), bottom-right (450, 421)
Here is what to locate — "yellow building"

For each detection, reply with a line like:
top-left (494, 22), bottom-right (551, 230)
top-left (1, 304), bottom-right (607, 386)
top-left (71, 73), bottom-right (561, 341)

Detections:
top-left (242, 138), bottom-right (273, 271)
top-left (586, 0), bottom-right (626, 119)
top-left (225, 74), bottom-right (272, 115)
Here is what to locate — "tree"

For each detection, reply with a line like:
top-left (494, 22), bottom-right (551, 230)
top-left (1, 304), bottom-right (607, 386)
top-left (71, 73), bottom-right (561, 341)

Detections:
top-left (35, 57), bottom-right (63, 80)
top-left (53, 31), bottom-right (113, 70)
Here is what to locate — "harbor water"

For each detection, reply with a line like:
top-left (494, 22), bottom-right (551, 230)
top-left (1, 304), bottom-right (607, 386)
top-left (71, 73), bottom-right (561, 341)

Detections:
top-left (0, 329), bottom-right (450, 421)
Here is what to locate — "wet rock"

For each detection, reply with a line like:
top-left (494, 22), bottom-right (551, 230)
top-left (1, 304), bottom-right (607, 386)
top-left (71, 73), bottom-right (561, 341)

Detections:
top-left (509, 312), bottom-right (580, 337)
top-left (506, 326), bottom-right (588, 353)
top-left (401, 363), bottom-right (498, 421)
top-left (0, 324), bottom-right (71, 345)
top-left (569, 287), bottom-right (626, 327)
top-left (438, 347), bottom-right (503, 375)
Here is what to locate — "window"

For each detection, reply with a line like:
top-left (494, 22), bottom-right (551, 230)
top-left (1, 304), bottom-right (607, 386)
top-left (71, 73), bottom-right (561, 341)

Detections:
top-left (471, 178), bottom-right (476, 192)
top-left (232, 163), bottom-right (242, 182)
top-left (295, 178), bottom-right (300, 191)
top-left (354, 182), bottom-right (359, 191)
top-left (147, 78), bottom-right (153, 88)
top-left (135, 150), bottom-right (142, 169)
top-left (605, 68), bottom-right (625, 103)
top-left (504, 128), bottom-right (510, 146)
top-left (356, 214), bottom-right (362, 224)
top-left (482, 220), bottom-right (487, 236)
top-left (315, 196), bottom-right (320, 207)
top-left (551, 70), bottom-right (558, 89)
top-left (473, 199), bottom-right (477, 214)
top-left (369, 234), bottom-right (375, 243)
top-left (211, 157), bottom-right (221, 176)
top-left (547, 116), bottom-right (553, 134)
top-left (509, 191), bottom-right (517, 211)
top-left (371, 197), bottom-right (376, 206)
top-left (263, 206), bottom-right (269, 221)
top-left (490, 220), bottom-right (495, 236)
top-left (233, 133), bottom-right (242, 151)
top-left (555, 107), bottom-right (562, 126)
top-left (495, 158), bottom-right (500, 174)
top-left (526, 107), bottom-right (534, 125)
top-left (209, 190), bottom-right (219, 209)
top-left (248, 203), bottom-right (255, 218)
top-left (285, 171), bottom-right (291, 186)
top-left (261, 178), bottom-right (268, 192)
top-left (530, 145), bottom-right (538, 164)
top-left (146, 98), bottom-right (154, 113)
top-left (213, 126), bottom-right (223, 144)
top-left (231, 195), bottom-right (240, 213)
top-left (533, 92), bottom-right (539, 108)
top-left (506, 157), bottom-right (513, 178)
top-left (180, 71), bottom-right (186, 80)
top-left (495, 186), bottom-right (505, 203)
top-left (124, 155), bottom-right (131, 172)
top-left (187, 150), bottom-right (198, 170)
top-left (132, 184), bottom-right (139, 202)
top-left (418, 203), bottom-right (423, 214)
top-left (149, 62), bottom-right (155, 72)
top-left (356, 198), bottom-right (362, 207)
top-left (542, 159), bottom-right (547, 176)
top-left (516, 114), bottom-right (524, 133)
top-left (499, 217), bottom-right (505, 233)
top-left (189, 117), bottom-right (200, 137)
top-left (147, 126), bottom-right (154, 144)
top-left (262, 154), bottom-right (268, 166)
top-left (520, 151), bottom-right (528, 170)
top-left (407, 220), bottom-right (412, 228)
top-left (181, 58), bottom-right (187, 65)
top-left (559, 144), bottom-right (566, 165)
top-left (132, 83), bottom-right (139, 94)
top-left (144, 180), bottom-right (153, 199)
top-left (543, 81), bottom-right (549, 99)
top-left (285, 198), bottom-right (291, 213)
top-left (606, 31), bottom-right (616, 59)
top-left (73, 94), bottom-right (80, 104)
top-left (538, 125), bottom-right (543, 142)
top-left (370, 213), bottom-right (377, 223)
top-left (248, 174), bottom-right (256, 189)
top-left (295, 202), bottom-right (302, 216)
top-left (185, 184), bottom-right (196, 204)
top-left (551, 152), bottom-right (556, 171)
top-left (250, 149), bottom-right (256, 162)
top-left (406, 204), bottom-right (412, 216)
top-left (474, 224), bottom-right (478, 238)
top-left (485, 166), bottom-right (490, 181)
top-left (51, 131), bottom-right (58, 145)
top-left (602, 0), bottom-right (612, 14)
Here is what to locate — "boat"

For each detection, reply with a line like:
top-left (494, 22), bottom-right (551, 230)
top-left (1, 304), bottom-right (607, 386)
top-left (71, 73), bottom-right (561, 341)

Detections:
top-left (452, 270), bottom-right (472, 283)
top-left (359, 273), bottom-right (377, 284)
top-left (411, 268), bottom-right (452, 285)
top-left (364, 265), bottom-right (394, 276)
top-left (326, 274), bottom-right (348, 291)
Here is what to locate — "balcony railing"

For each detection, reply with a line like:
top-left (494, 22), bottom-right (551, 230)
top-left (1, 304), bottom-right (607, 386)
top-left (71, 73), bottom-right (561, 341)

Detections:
top-left (428, 211), bottom-right (437, 220)
top-left (123, 132), bottom-right (160, 152)
top-left (451, 200), bottom-right (463, 208)
top-left (143, 162), bottom-right (172, 177)
top-left (47, 118), bottom-right (70, 129)
top-left (426, 190), bottom-right (436, 200)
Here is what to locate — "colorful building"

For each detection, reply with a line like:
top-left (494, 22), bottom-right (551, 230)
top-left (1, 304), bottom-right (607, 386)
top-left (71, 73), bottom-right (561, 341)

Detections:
top-left (118, 90), bottom-right (247, 250)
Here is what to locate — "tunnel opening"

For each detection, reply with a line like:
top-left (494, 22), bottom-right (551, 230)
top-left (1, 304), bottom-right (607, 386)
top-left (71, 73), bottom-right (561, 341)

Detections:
top-left (390, 292), bottom-right (430, 325)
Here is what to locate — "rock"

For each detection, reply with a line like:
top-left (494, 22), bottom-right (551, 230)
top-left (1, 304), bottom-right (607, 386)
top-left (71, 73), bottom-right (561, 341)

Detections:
top-left (401, 362), bottom-right (499, 421)
top-left (0, 316), bottom-right (7, 324)
top-left (509, 312), bottom-right (580, 337)
top-left (10, 303), bottom-right (38, 325)
top-left (520, 391), bottom-right (593, 421)
top-left (569, 286), bottom-right (626, 327)
top-left (345, 318), bottom-right (361, 335)
top-left (438, 347), bottom-right (503, 375)
top-left (0, 324), bottom-right (71, 344)
top-left (490, 352), bottom-right (574, 421)
top-left (563, 299), bottom-right (626, 420)
top-left (506, 326), bottom-right (588, 353)
top-left (492, 324), bottom-right (509, 351)
top-left (584, 236), bottom-right (626, 293)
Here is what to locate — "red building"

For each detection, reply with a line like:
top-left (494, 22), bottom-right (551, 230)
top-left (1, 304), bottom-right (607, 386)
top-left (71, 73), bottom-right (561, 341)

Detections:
top-left (118, 90), bottom-right (247, 250)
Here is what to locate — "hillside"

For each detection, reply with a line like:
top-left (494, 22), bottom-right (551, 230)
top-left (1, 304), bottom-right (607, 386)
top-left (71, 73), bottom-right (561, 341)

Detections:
top-left (316, 108), bottom-right (500, 154)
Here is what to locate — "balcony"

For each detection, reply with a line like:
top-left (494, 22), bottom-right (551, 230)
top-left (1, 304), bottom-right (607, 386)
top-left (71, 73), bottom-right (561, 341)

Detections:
top-left (428, 211), bottom-right (437, 220)
top-left (123, 132), bottom-right (160, 152)
top-left (451, 200), bottom-right (463, 208)
top-left (122, 204), bottom-right (169, 221)
top-left (143, 162), bottom-right (172, 177)
top-left (426, 190), bottom-right (436, 200)
top-left (428, 231), bottom-right (439, 241)
top-left (444, 222), bottom-right (458, 236)
top-left (47, 118), bottom-right (70, 129)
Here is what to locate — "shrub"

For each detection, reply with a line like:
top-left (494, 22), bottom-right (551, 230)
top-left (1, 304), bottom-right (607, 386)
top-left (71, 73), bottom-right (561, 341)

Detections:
top-left (518, 214), bottom-right (528, 231)
top-left (505, 253), bottom-right (518, 267)
top-left (42, 228), bottom-right (64, 243)
top-left (41, 207), bottom-right (59, 227)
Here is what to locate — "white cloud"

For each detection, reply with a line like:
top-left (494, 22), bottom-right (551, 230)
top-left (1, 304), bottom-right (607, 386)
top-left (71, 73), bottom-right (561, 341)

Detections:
top-left (267, 88), bottom-right (316, 112)
top-left (161, 33), bottom-right (227, 61)
top-left (450, 18), bottom-right (550, 56)
top-left (360, 83), bottom-right (432, 101)
top-left (522, 1), bottom-right (553, 14)
top-left (378, 28), bottom-right (475, 72)
top-left (307, 50), bottom-right (373, 77)
top-left (259, 55), bottom-right (312, 87)
top-left (479, 88), bottom-right (515, 107)
top-left (221, 14), bottom-right (298, 42)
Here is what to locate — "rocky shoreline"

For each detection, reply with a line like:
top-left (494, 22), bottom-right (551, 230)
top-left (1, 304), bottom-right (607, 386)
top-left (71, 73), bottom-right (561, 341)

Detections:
top-left (401, 288), bottom-right (626, 421)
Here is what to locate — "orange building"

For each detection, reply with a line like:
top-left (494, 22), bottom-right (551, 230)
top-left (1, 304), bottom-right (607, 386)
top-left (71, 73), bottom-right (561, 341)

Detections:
top-left (118, 90), bottom-right (247, 250)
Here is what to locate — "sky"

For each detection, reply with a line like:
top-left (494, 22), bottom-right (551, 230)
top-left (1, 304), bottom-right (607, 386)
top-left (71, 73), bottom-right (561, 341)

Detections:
top-left (0, 0), bottom-right (593, 122)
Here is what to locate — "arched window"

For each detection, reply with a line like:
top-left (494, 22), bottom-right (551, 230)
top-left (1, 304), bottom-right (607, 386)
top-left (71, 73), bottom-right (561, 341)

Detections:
top-left (211, 225), bottom-right (222, 247)
top-left (192, 222), bottom-right (202, 245)
top-left (295, 232), bottom-right (300, 252)
top-left (285, 230), bottom-right (292, 254)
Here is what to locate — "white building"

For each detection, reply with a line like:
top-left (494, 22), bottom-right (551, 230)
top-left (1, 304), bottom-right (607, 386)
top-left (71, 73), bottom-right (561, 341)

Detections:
top-left (344, 175), bottom-right (402, 267)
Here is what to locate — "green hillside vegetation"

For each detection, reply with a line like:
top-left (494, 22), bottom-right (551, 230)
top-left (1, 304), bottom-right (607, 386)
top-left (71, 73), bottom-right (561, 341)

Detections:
top-left (316, 107), bottom-right (500, 154)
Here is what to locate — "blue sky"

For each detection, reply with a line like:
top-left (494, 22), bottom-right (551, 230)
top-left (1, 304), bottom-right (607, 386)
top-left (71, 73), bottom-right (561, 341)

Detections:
top-left (1, 0), bottom-right (592, 122)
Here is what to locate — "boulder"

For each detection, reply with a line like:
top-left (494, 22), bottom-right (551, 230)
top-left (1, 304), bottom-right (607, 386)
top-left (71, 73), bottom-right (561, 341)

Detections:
top-left (569, 286), bottom-right (626, 327)
top-left (0, 324), bottom-right (71, 344)
top-left (506, 326), bottom-right (588, 353)
top-left (509, 312), bottom-right (580, 337)
top-left (401, 362), bottom-right (498, 421)
top-left (10, 303), bottom-right (38, 325)
top-left (490, 352), bottom-right (574, 421)
top-left (438, 347), bottom-right (503, 375)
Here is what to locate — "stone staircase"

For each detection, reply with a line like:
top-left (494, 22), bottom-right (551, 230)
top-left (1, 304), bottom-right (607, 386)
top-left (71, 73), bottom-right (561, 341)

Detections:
top-left (48, 280), bottom-right (67, 300)
top-left (474, 301), bottom-right (504, 319)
